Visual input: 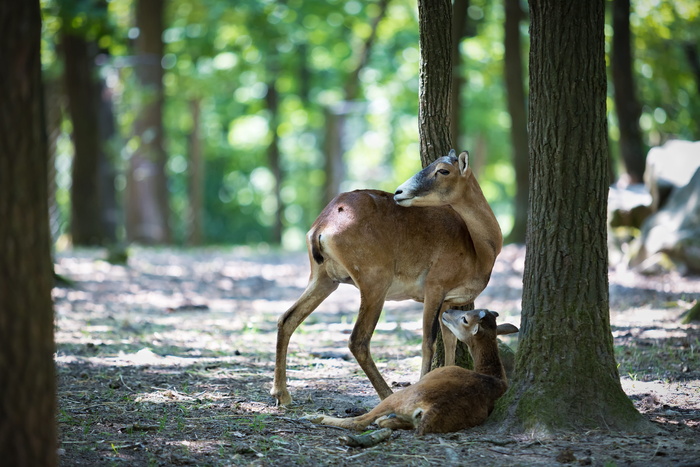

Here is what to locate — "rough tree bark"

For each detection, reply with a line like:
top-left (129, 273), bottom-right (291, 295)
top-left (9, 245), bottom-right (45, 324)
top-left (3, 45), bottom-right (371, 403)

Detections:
top-left (0, 1), bottom-right (58, 465)
top-left (417, 0), bottom-right (453, 167)
top-left (126, 0), bottom-right (170, 244)
top-left (504, 0), bottom-right (529, 244)
top-left (612, 0), bottom-right (645, 184)
top-left (493, 0), bottom-right (650, 433)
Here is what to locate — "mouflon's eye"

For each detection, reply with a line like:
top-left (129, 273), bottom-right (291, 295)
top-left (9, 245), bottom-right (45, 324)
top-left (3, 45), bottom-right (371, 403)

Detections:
top-left (437, 169), bottom-right (450, 175)
top-left (462, 316), bottom-right (468, 324)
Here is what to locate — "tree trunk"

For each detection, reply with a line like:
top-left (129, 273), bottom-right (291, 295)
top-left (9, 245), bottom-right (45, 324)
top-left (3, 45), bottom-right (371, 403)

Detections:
top-left (322, 106), bottom-right (346, 208)
top-left (494, 0), bottom-right (649, 433)
top-left (681, 43), bottom-right (700, 139)
top-left (322, 0), bottom-right (390, 207)
top-left (504, 0), bottom-right (529, 244)
top-left (418, 0), bottom-right (453, 166)
top-left (683, 42), bottom-right (700, 95)
top-left (45, 78), bottom-right (65, 243)
top-left (126, 0), bottom-right (170, 244)
top-left (61, 32), bottom-right (104, 245)
top-left (96, 49), bottom-right (119, 245)
top-left (418, 0), bottom-right (475, 370)
top-left (266, 78), bottom-right (283, 245)
top-left (450, 0), bottom-right (469, 150)
top-left (0, 1), bottom-right (58, 464)
top-left (187, 99), bottom-right (204, 246)
top-left (611, 0), bottom-right (645, 184)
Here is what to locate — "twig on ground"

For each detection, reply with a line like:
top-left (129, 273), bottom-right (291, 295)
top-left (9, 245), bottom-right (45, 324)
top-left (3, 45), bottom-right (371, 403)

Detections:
top-left (119, 374), bottom-right (133, 391)
top-left (339, 428), bottom-right (392, 448)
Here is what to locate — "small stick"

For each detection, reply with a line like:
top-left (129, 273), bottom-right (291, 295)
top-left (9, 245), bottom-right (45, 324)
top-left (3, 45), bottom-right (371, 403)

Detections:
top-left (339, 428), bottom-right (392, 448)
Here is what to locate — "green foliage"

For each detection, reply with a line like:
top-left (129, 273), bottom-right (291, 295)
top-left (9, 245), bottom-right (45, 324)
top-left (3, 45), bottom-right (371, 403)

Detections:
top-left (41, 0), bottom-right (699, 246)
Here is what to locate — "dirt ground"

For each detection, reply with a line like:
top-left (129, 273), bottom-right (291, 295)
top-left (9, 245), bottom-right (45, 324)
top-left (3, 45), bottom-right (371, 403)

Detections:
top-left (54, 245), bottom-right (700, 466)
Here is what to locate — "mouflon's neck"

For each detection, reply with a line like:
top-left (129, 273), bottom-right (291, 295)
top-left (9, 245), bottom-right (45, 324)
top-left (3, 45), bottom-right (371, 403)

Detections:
top-left (449, 176), bottom-right (502, 272)
top-left (470, 337), bottom-right (506, 382)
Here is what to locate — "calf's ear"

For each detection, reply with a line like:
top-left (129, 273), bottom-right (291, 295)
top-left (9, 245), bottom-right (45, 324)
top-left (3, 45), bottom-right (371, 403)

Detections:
top-left (497, 323), bottom-right (519, 336)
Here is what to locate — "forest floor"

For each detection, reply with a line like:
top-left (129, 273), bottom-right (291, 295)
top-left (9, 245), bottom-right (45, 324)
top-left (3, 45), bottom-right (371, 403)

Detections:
top-left (54, 245), bottom-right (700, 466)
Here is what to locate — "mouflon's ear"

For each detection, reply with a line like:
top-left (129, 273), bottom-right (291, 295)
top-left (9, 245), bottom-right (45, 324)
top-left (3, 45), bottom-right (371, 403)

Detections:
top-left (458, 151), bottom-right (469, 174)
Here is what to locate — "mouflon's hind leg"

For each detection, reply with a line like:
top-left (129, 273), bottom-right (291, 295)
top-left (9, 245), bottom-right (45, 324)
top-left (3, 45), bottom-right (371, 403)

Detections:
top-left (348, 283), bottom-right (392, 400)
top-left (376, 413), bottom-right (418, 430)
top-left (271, 272), bottom-right (338, 406)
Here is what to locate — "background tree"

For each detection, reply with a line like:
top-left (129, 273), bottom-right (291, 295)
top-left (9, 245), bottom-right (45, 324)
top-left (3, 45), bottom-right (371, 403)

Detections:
top-left (126, 0), bottom-right (170, 243)
top-left (60, 0), bottom-right (118, 245)
top-left (503, 0), bottom-right (529, 243)
top-left (39, 0), bottom-right (700, 247)
top-left (0, 1), bottom-right (57, 464)
top-left (187, 98), bottom-right (204, 245)
top-left (494, 0), bottom-right (649, 432)
top-left (322, 0), bottom-right (390, 208)
top-left (612, 0), bottom-right (645, 184)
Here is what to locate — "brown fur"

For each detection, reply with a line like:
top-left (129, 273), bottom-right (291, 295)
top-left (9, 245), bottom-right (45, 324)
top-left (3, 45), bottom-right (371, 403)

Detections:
top-left (315, 309), bottom-right (518, 435)
top-left (271, 151), bottom-right (503, 406)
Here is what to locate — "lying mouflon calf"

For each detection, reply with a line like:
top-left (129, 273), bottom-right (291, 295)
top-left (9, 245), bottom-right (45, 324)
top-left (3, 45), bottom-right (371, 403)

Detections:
top-left (311, 309), bottom-right (518, 435)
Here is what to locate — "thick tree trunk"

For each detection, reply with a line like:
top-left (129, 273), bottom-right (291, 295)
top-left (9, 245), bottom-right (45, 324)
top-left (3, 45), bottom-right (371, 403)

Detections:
top-left (126, 0), bottom-right (170, 244)
top-left (612, 0), bottom-right (645, 184)
top-left (0, 1), bottom-right (58, 465)
top-left (504, 0), bottom-right (529, 244)
top-left (494, 0), bottom-right (649, 433)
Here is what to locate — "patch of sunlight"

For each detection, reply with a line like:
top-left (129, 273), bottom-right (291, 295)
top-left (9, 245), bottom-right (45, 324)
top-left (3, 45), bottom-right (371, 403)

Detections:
top-left (282, 226), bottom-right (305, 251)
top-left (227, 115), bottom-right (269, 148)
top-left (213, 51), bottom-right (238, 70)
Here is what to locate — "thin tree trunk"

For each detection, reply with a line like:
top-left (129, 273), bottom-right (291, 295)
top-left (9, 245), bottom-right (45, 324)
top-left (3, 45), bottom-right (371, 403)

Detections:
top-left (612, 0), bottom-right (645, 184)
top-left (418, 0), bottom-right (453, 166)
top-left (126, 0), bottom-right (170, 244)
top-left (418, 0), bottom-right (475, 371)
top-left (266, 78), bottom-right (283, 244)
top-left (681, 42), bottom-right (700, 139)
top-left (322, 106), bottom-right (346, 208)
top-left (96, 49), bottom-right (119, 244)
top-left (187, 98), bottom-right (204, 246)
top-left (493, 0), bottom-right (650, 433)
top-left (504, 0), bottom-right (529, 244)
top-left (0, 1), bottom-right (57, 464)
top-left (683, 42), bottom-right (700, 95)
top-left (45, 78), bottom-right (64, 243)
top-left (322, 0), bottom-right (390, 207)
top-left (450, 0), bottom-right (469, 150)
